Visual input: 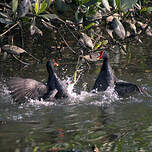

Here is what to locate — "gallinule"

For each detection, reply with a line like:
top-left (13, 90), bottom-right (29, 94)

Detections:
top-left (93, 51), bottom-right (143, 97)
top-left (92, 51), bottom-right (115, 92)
top-left (7, 60), bottom-right (68, 102)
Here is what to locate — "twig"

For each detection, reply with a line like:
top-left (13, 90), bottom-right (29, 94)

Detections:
top-left (0, 21), bottom-right (20, 37)
top-left (58, 30), bottom-right (77, 54)
top-left (27, 52), bottom-right (40, 62)
top-left (41, 20), bottom-right (57, 29)
top-left (12, 55), bottom-right (29, 65)
top-left (65, 23), bottom-right (79, 41)
top-left (43, 19), bottom-right (77, 54)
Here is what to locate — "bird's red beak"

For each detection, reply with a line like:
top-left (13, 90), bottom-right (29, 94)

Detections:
top-left (52, 59), bottom-right (59, 66)
top-left (98, 51), bottom-right (104, 59)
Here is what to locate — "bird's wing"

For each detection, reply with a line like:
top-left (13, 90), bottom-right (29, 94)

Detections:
top-left (7, 77), bottom-right (47, 102)
top-left (54, 77), bottom-right (68, 99)
top-left (115, 81), bottom-right (140, 97)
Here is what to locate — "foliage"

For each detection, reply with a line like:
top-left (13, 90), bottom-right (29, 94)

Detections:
top-left (0, 0), bottom-right (152, 63)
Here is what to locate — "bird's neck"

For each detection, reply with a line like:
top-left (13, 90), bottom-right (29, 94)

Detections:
top-left (47, 71), bottom-right (55, 89)
top-left (102, 58), bottom-right (110, 70)
top-left (48, 68), bottom-right (54, 75)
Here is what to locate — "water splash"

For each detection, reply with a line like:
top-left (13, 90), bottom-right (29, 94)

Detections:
top-left (26, 81), bottom-right (120, 106)
top-left (0, 78), bottom-right (128, 108)
top-left (0, 80), bottom-right (14, 104)
top-left (28, 98), bottom-right (56, 107)
top-left (64, 84), bottom-right (120, 106)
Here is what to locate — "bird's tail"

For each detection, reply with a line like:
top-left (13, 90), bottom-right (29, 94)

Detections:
top-left (139, 87), bottom-right (152, 97)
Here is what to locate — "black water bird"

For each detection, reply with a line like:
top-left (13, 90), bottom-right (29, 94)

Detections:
top-left (92, 51), bottom-right (115, 92)
top-left (7, 60), bottom-right (68, 102)
top-left (93, 51), bottom-right (144, 97)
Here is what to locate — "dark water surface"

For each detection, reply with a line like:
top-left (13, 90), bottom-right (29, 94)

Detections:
top-left (0, 38), bottom-right (152, 152)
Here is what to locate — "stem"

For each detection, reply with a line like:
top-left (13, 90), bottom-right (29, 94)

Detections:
top-left (58, 30), bottom-right (77, 54)
top-left (0, 21), bottom-right (20, 37)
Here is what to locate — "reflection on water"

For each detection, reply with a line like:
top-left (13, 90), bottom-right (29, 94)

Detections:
top-left (0, 41), bottom-right (152, 151)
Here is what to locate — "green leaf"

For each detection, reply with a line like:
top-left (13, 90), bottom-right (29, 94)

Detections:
top-left (33, 146), bottom-right (39, 152)
top-left (85, 22), bottom-right (95, 30)
top-left (115, 0), bottom-right (121, 9)
top-left (94, 40), bottom-right (108, 50)
top-left (34, 0), bottom-right (39, 14)
top-left (12, 0), bottom-right (18, 13)
top-left (140, 7), bottom-right (147, 14)
top-left (120, 0), bottom-right (138, 11)
top-left (37, 0), bottom-right (47, 15)
top-left (140, 7), bottom-right (152, 14)
top-left (74, 71), bottom-right (77, 82)
top-left (21, 17), bottom-right (31, 23)
top-left (101, 40), bottom-right (108, 46)
top-left (94, 42), bottom-right (102, 50)
top-left (147, 7), bottom-right (152, 12)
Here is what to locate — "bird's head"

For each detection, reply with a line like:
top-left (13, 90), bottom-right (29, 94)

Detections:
top-left (98, 51), bottom-right (109, 60)
top-left (46, 59), bottom-right (59, 73)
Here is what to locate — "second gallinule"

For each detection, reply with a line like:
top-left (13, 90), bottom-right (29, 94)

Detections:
top-left (92, 51), bottom-right (144, 97)
top-left (92, 51), bottom-right (115, 92)
top-left (7, 60), bottom-right (68, 102)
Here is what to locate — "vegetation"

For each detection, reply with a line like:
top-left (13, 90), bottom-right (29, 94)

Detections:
top-left (0, 1), bottom-right (152, 151)
top-left (0, 0), bottom-right (152, 64)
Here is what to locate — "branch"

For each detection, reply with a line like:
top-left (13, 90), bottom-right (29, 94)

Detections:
top-left (12, 55), bottom-right (29, 65)
top-left (58, 30), bottom-right (77, 54)
top-left (0, 21), bottom-right (20, 37)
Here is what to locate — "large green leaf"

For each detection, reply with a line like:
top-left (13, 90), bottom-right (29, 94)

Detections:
top-left (115, 0), bottom-right (121, 9)
top-left (85, 22), bottom-right (95, 30)
top-left (120, 0), bottom-right (138, 11)
top-left (37, 0), bottom-right (47, 15)
top-left (34, 0), bottom-right (39, 14)
top-left (147, 7), bottom-right (152, 12)
top-left (140, 6), bottom-right (152, 14)
top-left (12, 0), bottom-right (18, 13)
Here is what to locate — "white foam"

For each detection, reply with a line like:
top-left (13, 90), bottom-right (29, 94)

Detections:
top-left (63, 86), bottom-right (120, 106)
top-left (28, 98), bottom-right (56, 107)
top-left (0, 78), bottom-right (120, 107)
